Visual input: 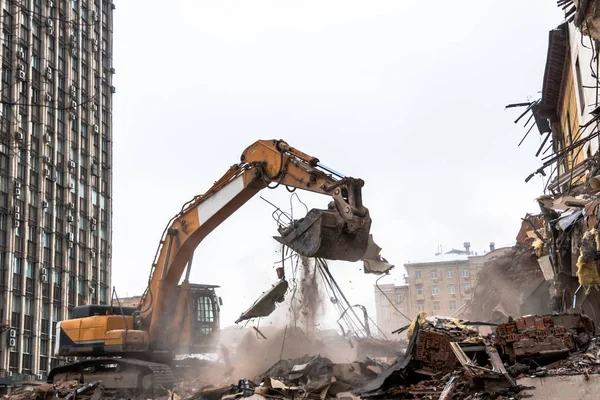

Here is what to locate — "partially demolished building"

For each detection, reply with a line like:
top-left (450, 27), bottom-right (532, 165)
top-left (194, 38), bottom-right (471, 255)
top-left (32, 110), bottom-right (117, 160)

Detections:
top-left (469, 0), bottom-right (600, 326)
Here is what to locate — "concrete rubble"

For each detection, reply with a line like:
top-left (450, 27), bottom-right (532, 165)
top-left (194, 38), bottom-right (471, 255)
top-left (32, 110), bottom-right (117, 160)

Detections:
top-left (6, 312), bottom-right (600, 400)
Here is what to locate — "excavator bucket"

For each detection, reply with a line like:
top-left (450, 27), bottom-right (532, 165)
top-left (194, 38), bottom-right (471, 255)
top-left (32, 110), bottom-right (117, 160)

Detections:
top-left (274, 208), bottom-right (371, 262)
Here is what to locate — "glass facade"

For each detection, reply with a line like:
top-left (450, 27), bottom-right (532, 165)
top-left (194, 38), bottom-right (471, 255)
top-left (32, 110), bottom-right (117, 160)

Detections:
top-left (0, 0), bottom-right (113, 379)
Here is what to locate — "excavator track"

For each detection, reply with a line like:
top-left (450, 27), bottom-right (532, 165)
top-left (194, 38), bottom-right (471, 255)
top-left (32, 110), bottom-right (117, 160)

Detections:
top-left (48, 358), bottom-right (175, 393)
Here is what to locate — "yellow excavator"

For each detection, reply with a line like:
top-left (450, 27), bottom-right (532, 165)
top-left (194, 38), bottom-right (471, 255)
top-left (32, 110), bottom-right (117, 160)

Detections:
top-left (47, 139), bottom-right (373, 391)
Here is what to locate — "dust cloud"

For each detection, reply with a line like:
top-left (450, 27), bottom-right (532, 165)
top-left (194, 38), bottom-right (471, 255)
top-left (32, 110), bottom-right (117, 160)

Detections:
top-left (288, 256), bottom-right (325, 332)
top-left (226, 256), bottom-right (356, 380)
top-left (228, 326), bottom-right (357, 381)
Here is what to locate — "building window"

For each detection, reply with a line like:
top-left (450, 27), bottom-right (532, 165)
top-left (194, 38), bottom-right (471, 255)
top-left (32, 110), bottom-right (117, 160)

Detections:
top-left (32, 54), bottom-right (40, 71)
top-left (576, 57), bottom-right (586, 114)
top-left (431, 269), bottom-right (438, 280)
top-left (417, 302), bottom-right (424, 312)
top-left (416, 287), bottom-right (423, 296)
top-left (463, 283), bottom-right (471, 293)
top-left (415, 270), bottom-right (421, 280)
top-left (196, 296), bottom-right (215, 323)
top-left (23, 335), bottom-right (32, 354)
top-left (448, 284), bottom-right (456, 295)
top-left (77, 277), bottom-right (84, 295)
top-left (449, 300), bottom-right (457, 311)
top-left (476, 266), bottom-right (482, 273)
top-left (395, 292), bottom-right (402, 304)
top-left (25, 261), bottom-right (33, 278)
top-left (29, 189), bottom-right (38, 206)
top-left (14, 257), bottom-right (22, 274)
top-left (431, 285), bottom-right (439, 296)
top-left (446, 269), bottom-right (454, 278)
top-left (433, 301), bottom-right (440, 312)
top-left (462, 269), bottom-right (470, 278)
top-left (1, 65), bottom-right (8, 83)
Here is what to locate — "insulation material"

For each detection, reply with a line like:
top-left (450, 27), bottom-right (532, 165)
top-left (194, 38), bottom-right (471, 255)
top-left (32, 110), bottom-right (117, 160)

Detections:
top-left (576, 229), bottom-right (600, 293)
top-left (406, 312), bottom-right (427, 338)
top-left (532, 227), bottom-right (552, 258)
top-left (532, 237), bottom-right (547, 257)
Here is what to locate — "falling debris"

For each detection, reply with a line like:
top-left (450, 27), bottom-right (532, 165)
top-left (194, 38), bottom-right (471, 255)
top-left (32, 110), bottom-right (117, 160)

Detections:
top-left (235, 278), bottom-right (289, 324)
top-left (289, 256), bottom-right (325, 332)
top-left (361, 235), bottom-right (395, 275)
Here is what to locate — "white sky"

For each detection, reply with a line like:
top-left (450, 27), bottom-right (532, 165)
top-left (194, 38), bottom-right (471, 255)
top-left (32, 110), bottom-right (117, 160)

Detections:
top-left (111, 1), bottom-right (564, 331)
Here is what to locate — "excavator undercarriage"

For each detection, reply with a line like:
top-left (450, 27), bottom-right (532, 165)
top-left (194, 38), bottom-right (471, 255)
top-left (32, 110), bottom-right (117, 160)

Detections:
top-left (48, 358), bottom-right (176, 393)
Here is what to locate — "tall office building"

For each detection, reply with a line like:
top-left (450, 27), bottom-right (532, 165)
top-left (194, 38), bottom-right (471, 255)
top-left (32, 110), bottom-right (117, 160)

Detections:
top-left (0, 0), bottom-right (114, 383)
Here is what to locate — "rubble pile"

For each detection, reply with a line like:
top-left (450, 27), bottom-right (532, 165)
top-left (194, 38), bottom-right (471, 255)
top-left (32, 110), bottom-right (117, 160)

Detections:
top-left (5, 313), bottom-right (600, 400)
top-left (355, 312), bottom-right (597, 399)
top-left (5, 381), bottom-right (105, 400)
top-left (495, 313), bottom-right (594, 361)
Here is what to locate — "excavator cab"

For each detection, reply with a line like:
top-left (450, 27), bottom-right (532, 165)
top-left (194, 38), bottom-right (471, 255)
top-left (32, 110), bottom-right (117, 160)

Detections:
top-left (166, 284), bottom-right (222, 355)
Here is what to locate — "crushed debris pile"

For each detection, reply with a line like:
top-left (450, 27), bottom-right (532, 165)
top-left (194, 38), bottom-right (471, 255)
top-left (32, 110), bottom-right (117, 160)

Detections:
top-left (355, 312), bottom-right (596, 399)
top-left (495, 313), bottom-right (595, 363)
top-left (6, 313), bottom-right (600, 400)
top-left (5, 381), bottom-right (104, 400)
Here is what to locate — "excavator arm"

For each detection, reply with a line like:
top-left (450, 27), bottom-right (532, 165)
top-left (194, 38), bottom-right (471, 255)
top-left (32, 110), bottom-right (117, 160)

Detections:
top-left (137, 139), bottom-right (372, 351)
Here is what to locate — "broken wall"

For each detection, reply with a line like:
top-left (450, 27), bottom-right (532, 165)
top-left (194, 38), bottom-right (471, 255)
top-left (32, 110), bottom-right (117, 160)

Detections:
top-left (465, 242), bottom-right (547, 322)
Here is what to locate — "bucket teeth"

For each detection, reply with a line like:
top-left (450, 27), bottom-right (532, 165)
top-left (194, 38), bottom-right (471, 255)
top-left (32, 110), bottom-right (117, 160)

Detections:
top-left (274, 208), bottom-right (371, 262)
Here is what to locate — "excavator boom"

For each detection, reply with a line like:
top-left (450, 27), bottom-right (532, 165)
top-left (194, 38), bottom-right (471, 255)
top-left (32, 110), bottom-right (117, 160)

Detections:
top-left (50, 139), bottom-right (373, 392)
top-left (141, 139), bottom-right (371, 350)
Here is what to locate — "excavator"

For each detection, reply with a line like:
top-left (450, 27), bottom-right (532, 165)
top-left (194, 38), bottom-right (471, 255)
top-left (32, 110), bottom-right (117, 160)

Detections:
top-left (47, 139), bottom-right (373, 392)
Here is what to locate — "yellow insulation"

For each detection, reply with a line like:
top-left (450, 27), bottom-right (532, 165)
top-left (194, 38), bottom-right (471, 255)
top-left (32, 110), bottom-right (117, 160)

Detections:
top-left (577, 229), bottom-right (600, 293)
top-left (406, 312), bottom-right (427, 338)
top-left (532, 229), bottom-right (551, 257)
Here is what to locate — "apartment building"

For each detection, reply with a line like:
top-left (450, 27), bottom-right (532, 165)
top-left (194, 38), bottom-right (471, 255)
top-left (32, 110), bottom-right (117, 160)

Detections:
top-left (404, 245), bottom-right (479, 318)
top-left (0, 0), bottom-right (114, 384)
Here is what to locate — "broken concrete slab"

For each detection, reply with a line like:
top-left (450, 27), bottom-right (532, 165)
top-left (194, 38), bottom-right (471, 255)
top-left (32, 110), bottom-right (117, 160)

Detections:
top-left (235, 279), bottom-right (288, 323)
top-left (361, 234), bottom-right (394, 275)
top-left (494, 313), bottom-right (595, 363)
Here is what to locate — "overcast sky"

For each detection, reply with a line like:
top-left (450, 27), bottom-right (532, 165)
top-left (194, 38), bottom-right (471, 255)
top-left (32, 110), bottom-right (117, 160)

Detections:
top-left (111, 1), bottom-right (564, 331)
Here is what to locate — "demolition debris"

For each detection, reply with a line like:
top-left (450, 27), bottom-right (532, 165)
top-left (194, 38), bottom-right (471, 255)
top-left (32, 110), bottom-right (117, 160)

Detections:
top-left (6, 312), bottom-right (599, 400)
